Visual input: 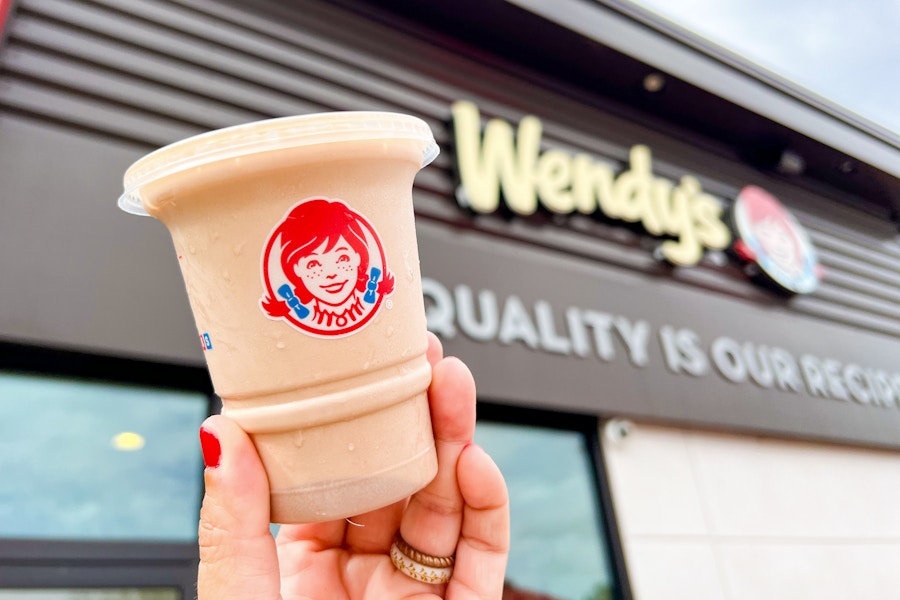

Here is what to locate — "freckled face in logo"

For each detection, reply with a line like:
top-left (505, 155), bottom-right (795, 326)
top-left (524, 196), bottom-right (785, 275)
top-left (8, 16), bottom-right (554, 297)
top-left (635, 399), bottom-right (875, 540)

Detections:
top-left (731, 185), bottom-right (820, 295)
top-left (260, 198), bottom-right (395, 338)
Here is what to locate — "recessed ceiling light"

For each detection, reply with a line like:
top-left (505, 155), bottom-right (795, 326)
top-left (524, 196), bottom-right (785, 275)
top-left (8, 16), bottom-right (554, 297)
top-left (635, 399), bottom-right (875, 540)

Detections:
top-left (777, 149), bottom-right (806, 175)
top-left (643, 73), bottom-right (666, 93)
top-left (838, 160), bottom-right (856, 174)
top-left (112, 431), bottom-right (146, 451)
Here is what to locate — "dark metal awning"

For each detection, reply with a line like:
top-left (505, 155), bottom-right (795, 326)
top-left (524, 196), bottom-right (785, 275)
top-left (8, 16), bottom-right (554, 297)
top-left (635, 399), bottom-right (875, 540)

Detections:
top-left (347, 0), bottom-right (900, 222)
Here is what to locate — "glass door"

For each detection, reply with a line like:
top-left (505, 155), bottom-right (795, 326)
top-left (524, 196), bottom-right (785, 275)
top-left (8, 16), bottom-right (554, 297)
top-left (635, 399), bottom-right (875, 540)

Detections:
top-left (476, 408), bottom-right (623, 600)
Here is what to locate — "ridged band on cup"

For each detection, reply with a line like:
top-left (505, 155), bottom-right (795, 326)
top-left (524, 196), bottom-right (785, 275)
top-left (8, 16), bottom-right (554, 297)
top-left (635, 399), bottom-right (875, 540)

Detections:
top-left (223, 359), bottom-right (432, 433)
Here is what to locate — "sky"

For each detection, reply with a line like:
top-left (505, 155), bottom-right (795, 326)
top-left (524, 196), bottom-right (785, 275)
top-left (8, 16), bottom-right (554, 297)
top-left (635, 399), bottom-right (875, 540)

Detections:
top-left (627, 0), bottom-right (900, 137)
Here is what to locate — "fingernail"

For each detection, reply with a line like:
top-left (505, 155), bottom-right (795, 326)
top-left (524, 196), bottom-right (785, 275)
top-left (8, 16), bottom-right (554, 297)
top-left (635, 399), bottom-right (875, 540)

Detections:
top-left (199, 427), bottom-right (221, 469)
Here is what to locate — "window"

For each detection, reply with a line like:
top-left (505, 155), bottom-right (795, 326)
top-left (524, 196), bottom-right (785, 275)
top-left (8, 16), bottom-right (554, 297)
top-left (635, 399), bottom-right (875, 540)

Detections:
top-left (0, 342), bottom-right (212, 594)
top-left (476, 408), bottom-right (620, 600)
top-left (0, 372), bottom-right (207, 541)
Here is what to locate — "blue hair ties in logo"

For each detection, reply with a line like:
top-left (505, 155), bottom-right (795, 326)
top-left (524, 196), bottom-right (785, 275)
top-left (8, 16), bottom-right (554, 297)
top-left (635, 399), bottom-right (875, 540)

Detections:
top-left (364, 267), bottom-right (381, 304)
top-left (277, 284), bottom-right (310, 319)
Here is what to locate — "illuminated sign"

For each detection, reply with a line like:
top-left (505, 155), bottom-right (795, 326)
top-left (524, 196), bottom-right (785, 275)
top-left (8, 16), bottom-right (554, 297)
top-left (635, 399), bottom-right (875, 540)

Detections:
top-left (731, 185), bottom-right (821, 294)
top-left (450, 101), bottom-right (821, 293)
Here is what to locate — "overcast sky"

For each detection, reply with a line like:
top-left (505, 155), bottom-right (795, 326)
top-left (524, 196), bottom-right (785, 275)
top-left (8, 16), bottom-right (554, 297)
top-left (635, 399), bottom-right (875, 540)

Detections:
top-left (627, 0), bottom-right (900, 136)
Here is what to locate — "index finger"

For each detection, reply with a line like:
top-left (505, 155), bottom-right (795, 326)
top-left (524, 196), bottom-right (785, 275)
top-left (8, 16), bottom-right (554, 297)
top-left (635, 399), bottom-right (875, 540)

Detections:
top-left (398, 352), bottom-right (476, 558)
top-left (448, 443), bottom-right (510, 599)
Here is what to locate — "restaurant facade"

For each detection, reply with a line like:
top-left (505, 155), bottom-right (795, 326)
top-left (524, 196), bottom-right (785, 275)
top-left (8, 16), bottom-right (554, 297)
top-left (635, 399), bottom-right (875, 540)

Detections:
top-left (2, 0), bottom-right (899, 598)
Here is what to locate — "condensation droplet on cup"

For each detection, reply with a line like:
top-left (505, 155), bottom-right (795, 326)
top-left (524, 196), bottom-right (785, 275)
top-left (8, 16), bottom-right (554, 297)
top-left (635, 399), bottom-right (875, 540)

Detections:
top-left (292, 430), bottom-right (304, 447)
top-left (347, 443), bottom-right (356, 452)
top-left (385, 325), bottom-right (394, 338)
top-left (188, 244), bottom-right (197, 255)
top-left (276, 341), bottom-right (286, 350)
top-left (223, 271), bottom-right (232, 282)
top-left (232, 242), bottom-right (245, 256)
top-left (403, 250), bottom-right (415, 282)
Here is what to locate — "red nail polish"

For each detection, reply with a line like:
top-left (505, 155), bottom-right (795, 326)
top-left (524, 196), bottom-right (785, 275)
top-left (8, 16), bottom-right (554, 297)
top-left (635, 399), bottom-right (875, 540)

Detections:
top-left (199, 427), bottom-right (221, 468)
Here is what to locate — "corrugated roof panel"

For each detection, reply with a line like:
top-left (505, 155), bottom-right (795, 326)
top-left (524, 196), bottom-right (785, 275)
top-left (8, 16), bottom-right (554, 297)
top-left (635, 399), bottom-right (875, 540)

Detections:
top-left (2, 0), bottom-right (897, 339)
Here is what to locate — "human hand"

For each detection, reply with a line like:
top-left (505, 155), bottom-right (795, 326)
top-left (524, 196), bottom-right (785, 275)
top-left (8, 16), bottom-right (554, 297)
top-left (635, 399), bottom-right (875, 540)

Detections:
top-left (196, 332), bottom-right (510, 599)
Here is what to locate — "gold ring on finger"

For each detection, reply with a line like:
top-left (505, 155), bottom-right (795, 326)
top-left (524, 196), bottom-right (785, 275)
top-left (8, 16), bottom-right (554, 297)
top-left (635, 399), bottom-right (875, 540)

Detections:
top-left (390, 532), bottom-right (454, 584)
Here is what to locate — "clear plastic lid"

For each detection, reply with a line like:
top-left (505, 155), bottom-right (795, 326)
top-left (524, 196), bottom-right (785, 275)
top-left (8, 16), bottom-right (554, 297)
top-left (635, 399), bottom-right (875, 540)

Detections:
top-left (118, 112), bottom-right (440, 216)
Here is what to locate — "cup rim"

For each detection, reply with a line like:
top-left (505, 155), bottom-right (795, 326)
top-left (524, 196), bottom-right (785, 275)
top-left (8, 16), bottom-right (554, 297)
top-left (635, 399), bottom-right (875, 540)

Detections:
top-left (118, 111), bottom-right (440, 216)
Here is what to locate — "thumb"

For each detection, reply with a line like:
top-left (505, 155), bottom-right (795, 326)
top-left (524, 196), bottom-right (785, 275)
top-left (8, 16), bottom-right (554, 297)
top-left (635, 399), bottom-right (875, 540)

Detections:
top-left (197, 415), bottom-right (281, 600)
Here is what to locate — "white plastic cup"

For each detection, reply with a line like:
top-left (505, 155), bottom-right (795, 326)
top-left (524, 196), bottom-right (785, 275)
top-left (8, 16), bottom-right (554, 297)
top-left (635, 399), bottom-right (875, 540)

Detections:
top-left (120, 113), bottom-right (439, 523)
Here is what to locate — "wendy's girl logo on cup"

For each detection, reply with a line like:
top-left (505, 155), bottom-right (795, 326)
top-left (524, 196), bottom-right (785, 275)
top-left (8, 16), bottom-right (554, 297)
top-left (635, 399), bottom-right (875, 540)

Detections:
top-left (260, 197), bottom-right (395, 338)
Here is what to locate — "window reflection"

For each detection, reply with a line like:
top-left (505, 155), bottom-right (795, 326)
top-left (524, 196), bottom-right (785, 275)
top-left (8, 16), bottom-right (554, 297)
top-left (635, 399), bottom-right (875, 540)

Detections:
top-left (0, 372), bottom-right (207, 541)
top-left (475, 421), bottom-right (614, 600)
